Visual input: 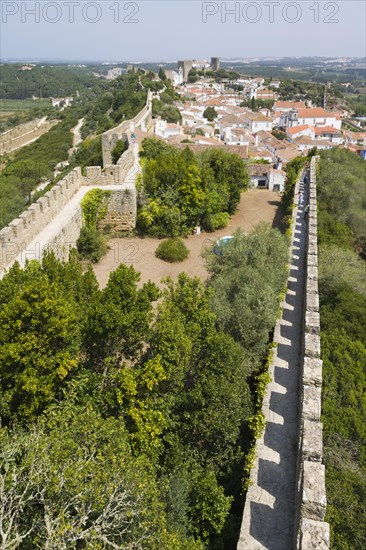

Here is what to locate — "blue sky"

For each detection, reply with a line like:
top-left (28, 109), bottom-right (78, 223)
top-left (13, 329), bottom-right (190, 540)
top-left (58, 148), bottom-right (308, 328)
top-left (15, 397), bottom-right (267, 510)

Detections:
top-left (1, 1), bottom-right (365, 61)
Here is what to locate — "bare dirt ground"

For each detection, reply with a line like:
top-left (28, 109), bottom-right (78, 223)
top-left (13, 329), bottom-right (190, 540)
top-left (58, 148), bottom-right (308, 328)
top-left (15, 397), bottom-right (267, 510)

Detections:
top-left (93, 189), bottom-right (284, 289)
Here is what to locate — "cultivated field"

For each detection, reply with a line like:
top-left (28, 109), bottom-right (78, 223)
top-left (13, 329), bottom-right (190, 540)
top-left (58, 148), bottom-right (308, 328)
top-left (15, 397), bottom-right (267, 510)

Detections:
top-left (0, 98), bottom-right (50, 122)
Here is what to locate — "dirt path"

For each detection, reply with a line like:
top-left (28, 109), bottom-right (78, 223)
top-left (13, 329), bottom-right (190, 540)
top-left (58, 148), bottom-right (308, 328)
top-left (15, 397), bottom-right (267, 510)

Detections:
top-left (68, 118), bottom-right (84, 157)
top-left (93, 189), bottom-right (284, 289)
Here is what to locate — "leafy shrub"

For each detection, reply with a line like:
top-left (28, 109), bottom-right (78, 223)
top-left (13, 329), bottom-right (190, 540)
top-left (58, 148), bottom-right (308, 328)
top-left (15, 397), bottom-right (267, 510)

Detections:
top-left (111, 139), bottom-right (127, 164)
top-left (76, 226), bottom-right (107, 263)
top-left (203, 212), bottom-right (230, 232)
top-left (155, 238), bottom-right (189, 263)
top-left (73, 136), bottom-right (103, 169)
top-left (80, 189), bottom-right (111, 228)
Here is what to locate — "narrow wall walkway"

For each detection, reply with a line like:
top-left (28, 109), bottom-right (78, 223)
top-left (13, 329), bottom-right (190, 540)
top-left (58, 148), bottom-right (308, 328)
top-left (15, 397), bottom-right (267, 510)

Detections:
top-left (237, 175), bottom-right (308, 550)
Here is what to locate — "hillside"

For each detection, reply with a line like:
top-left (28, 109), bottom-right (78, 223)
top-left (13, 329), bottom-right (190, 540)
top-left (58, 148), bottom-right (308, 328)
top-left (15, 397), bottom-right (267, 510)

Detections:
top-left (317, 148), bottom-right (366, 549)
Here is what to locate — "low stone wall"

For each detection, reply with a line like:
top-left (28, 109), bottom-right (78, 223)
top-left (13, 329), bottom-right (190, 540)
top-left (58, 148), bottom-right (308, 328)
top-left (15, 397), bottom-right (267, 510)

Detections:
top-left (295, 156), bottom-right (330, 549)
top-left (0, 118), bottom-right (41, 143)
top-left (0, 168), bottom-right (82, 272)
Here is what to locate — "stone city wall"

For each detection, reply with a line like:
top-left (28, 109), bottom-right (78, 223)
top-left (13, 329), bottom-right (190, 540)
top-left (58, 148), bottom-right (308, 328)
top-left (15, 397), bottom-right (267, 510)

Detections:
top-left (0, 118), bottom-right (57, 155)
top-left (0, 118), bottom-right (41, 143)
top-left (0, 168), bottom-right (82, 272)
top-left (43, 207), bottom-right (84, 263)
top-left (237, 166), bottom-right (305, 550)
top-left (99, 187), bottom-right (137, 233)
top-left (295, 155), bottom-right (330, 550)
top-left (0, 92), bottom-right (152, 274)
top-left (101, 91), bottom-right (153, 167)
top-left (84, 141), bottom-right (135, 186)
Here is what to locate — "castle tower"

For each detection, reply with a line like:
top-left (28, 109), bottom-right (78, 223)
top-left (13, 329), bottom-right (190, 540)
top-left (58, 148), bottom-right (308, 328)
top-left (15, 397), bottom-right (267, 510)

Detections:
top-left (178, 60), bottom-right (193, 81)
top-left (211, 57), bottom-right (220, 71)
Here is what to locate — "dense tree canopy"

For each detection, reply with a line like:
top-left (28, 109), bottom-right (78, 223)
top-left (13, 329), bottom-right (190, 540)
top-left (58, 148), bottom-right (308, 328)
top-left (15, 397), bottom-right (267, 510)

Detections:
top-left (203, 107), bottom-right (217, 121)
top-left (317, 148), bottom-right (366, 256)
top-left (317, 148), bottom-right (366, 549)
top-left (0, 220), bottom-right (287, 548)
top-left (137, 139), bottom-right (249, 236)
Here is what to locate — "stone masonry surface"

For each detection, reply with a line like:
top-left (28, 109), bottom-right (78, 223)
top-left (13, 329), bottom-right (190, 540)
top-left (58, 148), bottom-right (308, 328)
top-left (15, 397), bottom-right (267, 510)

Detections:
top-left (0, 118), bottom-right (58, 155)
top-left (237, 156), bottom-right (329, 549)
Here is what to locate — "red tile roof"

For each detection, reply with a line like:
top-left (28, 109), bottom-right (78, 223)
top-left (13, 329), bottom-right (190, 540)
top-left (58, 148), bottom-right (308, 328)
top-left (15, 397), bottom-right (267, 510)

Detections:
top-left (297, 108), bottom-right (335, 118)
top-left (314, 126), bottom-right (341, 134)
top-left (274, 101), bottom-right (306, 110)
top-left (287, 125), bottom-right (312, 135)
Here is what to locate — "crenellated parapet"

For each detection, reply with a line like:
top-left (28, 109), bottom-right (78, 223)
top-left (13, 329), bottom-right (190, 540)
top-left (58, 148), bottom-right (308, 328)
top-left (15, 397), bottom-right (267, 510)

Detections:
top-left (0, 93), bottom-right (152, 276)
top-left (0, 168), bottom-right (82, 273)
top-left (101, 90), bottom-right (153, 167)
top-left (295, 155), bottom-right (330, 550)
top-left (237, 155), bottom-right (329, 550)
top-left (84, 142), bottom-right (135, 186)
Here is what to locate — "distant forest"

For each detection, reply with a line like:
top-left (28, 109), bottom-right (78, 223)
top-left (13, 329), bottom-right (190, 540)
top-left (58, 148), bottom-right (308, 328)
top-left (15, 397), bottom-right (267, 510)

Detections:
top-left (0, 64), bottom-right (100, 99)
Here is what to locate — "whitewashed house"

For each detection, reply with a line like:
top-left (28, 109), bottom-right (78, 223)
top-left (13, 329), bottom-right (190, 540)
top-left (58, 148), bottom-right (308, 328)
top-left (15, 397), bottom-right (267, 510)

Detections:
top-left (165, 67), bottom-right (184, 86)
top-left (155, 120), bottom-right (183, 139)
top-left (243, 111), bottom-right (273, 133)
top-left (286, 125), bottom-right (316, 142)
top-left (223, 127), bottom-right (251, 146)
top-left (248, 164), bottom-right (286, 192)
top-left (293, 136), bottom-right (332, 153)
top-left (314, 126), bottom-right (344, 144)
top-left (290, 108), bottom-right (342, 130)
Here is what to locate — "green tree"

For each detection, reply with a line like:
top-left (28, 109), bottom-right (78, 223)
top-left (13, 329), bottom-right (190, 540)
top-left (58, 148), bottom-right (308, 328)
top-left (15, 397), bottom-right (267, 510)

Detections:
top-left (200, 147), bottom-right (249, 214)
top-left (148, 274), bottom-right (252, 470)
top-left (203, 107), bottom-right (217, 121)
top-left (0, 404), bottom-right (172, 549)
top-left (137, 139), bottom-right (248, 236)
top-left (85, 263), bottom-right (159, 366)
top-left (161, 105), bottom-right (182, 124)
top-left (206, 224), bottom-right (288, 362)
top-left (111, 138), bottom-right (127, 163)
top-left (76, 226), bottom-right (107, 263)
top-left (317, 149), bottom-right (366, 549)
top-left (159, 67), bottom-right (167, 81)
top-left (188, 69), bottom-right (198, 83)
top-left (0, 261), bottom-right (82, 422)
